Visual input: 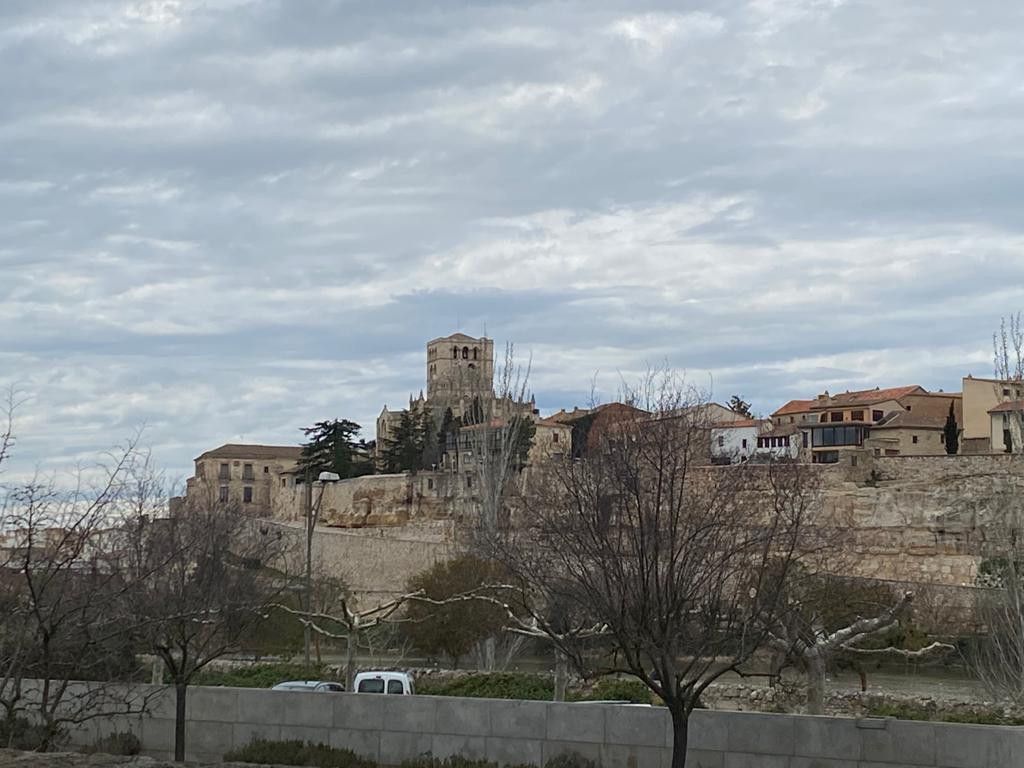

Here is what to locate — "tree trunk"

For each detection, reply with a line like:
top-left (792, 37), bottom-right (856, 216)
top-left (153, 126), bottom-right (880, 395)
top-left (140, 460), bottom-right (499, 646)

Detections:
top-left (669, 706), bottom-right (690, 768)
top-left (174, 680), bottom-right (187, 762)
top-left (482, 636), bottom-right (496, 672)
top-left (345, 634), bottom-right (357, 691)
top-left (805, 654), bottom-right (826, 715)
top-left (553, 650), bottom-right (568, 702)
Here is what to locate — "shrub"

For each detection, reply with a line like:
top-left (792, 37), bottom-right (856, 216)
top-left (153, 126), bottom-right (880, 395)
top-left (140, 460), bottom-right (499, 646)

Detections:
top-left (576, 678), bottom-right (651, 704)
top-left (866, 701), bottom-right (1024, 726)
top-left (545, 752), bottom-right (597, 768)
top-left (416, 673), bottom-right (554, 701)
top-left (84, 730), bottom-right (141, 756)
top-left (224, 738), bottom-right (375, 768)
top-left (192, 662), bottom-right (331, 689)
top-left (0, 716), bottom-right (51, 751)
top-left (399, 758), bottom-right (533, 768)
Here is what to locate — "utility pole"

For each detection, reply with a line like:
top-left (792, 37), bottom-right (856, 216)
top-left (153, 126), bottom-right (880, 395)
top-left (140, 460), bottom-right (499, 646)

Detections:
top-left (304, 470), bottom-right (341, 668)
top-left (303, 468), bottom-right (313, 667)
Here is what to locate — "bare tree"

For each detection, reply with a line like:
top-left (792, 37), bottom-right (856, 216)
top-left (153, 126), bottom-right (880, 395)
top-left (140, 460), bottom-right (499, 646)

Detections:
top-left (483, 371), bottom-right (814, 768)
top-left (123, 484), bottom-right (287, 762)
top-left (0, 434), bottom-right (153, 749)
top-left (993, 313), bottom-right (1024, 452)
top-left (459, 343), bottom-right (534, 671)
top-left (272, 591), bottom-right (423, 690)
top-left (765, 574), bottom-right (953, 714)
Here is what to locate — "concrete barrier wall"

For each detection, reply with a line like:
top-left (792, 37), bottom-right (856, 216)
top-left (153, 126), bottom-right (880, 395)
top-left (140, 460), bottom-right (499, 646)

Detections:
top-left (64, 684), bottom-right (1024, 767)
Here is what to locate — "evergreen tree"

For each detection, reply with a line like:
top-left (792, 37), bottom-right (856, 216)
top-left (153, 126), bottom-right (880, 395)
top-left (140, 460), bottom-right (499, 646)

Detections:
top-left (943, 401), bottom-right (960, 455)
top-left (298, 419), bottom-right (372, 479)
top-left (380, 410), bottom-right (425, 473)
top-left (729, 394), bottom-right (753, 418)
top-left (418, 409), bottom-right (439, 469)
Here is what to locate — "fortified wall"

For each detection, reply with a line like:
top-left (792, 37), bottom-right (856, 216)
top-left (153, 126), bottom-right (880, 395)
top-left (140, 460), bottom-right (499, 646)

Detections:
top-left (266, 454), bottom-right (1024, 603)
top-left (826, 453), bottom-right (1024, 586)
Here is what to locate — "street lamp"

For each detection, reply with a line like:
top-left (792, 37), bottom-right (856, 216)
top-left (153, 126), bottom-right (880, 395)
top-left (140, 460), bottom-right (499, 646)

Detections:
top-left (304, 470), bottom-right (341, 666)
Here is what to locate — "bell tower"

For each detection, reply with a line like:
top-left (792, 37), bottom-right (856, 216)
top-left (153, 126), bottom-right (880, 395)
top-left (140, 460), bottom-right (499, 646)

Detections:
top-left (426, 333), bottom-right (494, 401)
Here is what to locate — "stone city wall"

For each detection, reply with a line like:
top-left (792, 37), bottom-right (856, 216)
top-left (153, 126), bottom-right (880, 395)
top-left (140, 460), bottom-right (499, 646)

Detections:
top-left (263, 454), bottom-right (1024, 601)
top-left (56, 683), bottom-right (1024, 767)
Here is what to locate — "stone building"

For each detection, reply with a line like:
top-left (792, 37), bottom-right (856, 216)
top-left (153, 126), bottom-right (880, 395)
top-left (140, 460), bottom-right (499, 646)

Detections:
top-left (376, 332), bottom-right (536, 467)
top-left (961, 375), bottom-right (1024, 453)
top-left (184, 443), bottom-right (302, 517)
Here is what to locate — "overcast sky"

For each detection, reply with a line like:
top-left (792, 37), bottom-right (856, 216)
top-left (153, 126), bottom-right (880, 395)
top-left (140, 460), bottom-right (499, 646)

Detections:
top-left (2, 0), bottom-right (1023, 482)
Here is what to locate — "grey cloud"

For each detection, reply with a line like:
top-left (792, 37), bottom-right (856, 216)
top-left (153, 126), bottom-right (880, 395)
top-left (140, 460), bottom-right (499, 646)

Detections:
top-left (2, 0), bottom-right (1023, 480)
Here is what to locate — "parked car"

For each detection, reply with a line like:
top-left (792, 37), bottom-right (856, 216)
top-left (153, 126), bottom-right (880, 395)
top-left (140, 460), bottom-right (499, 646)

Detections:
top-left (270, 680), bottom-right (345, 692)
top-left (352, 671), bottom-right (415, 694)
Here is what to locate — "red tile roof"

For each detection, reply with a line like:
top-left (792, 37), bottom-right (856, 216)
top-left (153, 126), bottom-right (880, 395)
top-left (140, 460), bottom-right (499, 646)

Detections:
top-left (989, 400), bottom-right (1024, 414)
top-left (772, 399), bottom-right (814, 417)
top-left (713, 418), bottom-right (764, 429)
top-left (196, 444), bottom-right (303, 461)
top-left (814, 385), bottom-right (926, 408)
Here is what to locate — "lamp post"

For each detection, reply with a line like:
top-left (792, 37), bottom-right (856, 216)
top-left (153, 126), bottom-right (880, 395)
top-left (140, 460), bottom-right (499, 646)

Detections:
top-left (305, 470), bottom-right (341, 666)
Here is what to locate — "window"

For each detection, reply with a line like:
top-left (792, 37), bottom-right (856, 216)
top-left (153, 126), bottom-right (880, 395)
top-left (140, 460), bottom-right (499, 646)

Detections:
top-left (819, 414), bottom-right (827, 422)
top-left (789, 417), bottom-right (795, 424)
top-left (462, 346), bottom-right (469, 359)
top-left (243, 486), bottom-right (253, 503)
top-left (906, 405), bottom-right (912, 412)
top-left (466, 476), bottom-right (473, 489)
top-left (872, 410), bottom-right (884, 422)
top-left (830, 412), bottom-right (843, 422)
top-left (219, 462), bottom-right (230, 479)
top-left (717, 436), bottom-right (725, 447)
top-left (552, 433), bottom-right (559, 443)
top-left (427, 478), bottom-right (434, 490)
top-left (387, 679), bottom-right (405, 694)
top-left (1004, 388), bottom-right (1011, 397)
top-left (802, 432), bottom-right (809, 449)
top-left (243, 463), bottom-right (254, 480)
top-left (811, 426), bottom-right (864, 448)
top-left (264, 465), bottom-right (269, 473)
top-left (851, 410), bottom-right (864, 422)
top-left (912, 435), bottom-right (919, 444)
top-left (741, 439), bottom-right (747, 449)
top-left (453, 346), bottom-right (458, 358)
top-left (473, 347), bottom-right (479, 360)
top-left (358, 679), bottom-right (385, 694)
top-left (812, 451), bottom-right (840, 464)
top-left (219, 486), bottom-right (229, 503)
top-left (281, 478), bottom-right (287, 487)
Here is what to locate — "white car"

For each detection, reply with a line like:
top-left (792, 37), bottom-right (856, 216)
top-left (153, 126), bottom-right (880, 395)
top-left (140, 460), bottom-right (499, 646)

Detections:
top-left (270, 680), bottom-right (345, 692)
top-left (352, 671), bottom-right (415, 695)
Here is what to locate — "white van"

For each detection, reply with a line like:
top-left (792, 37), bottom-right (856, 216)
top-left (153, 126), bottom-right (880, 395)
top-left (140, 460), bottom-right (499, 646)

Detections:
top-left (352, 671), bottom-right (415, 695)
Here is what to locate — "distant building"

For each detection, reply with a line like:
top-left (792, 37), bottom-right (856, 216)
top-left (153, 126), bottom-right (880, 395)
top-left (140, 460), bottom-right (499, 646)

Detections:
top-left (185, 443), bottom-right (303, 517)
top-left (768, 385), bottom-right (962, 463)
top-left (961, 375), bottom-right (1024, 453)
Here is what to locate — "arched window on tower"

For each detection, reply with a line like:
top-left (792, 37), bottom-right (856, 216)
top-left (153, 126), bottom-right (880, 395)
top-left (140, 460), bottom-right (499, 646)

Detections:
top-left (473, 347), bottom-right (478, 360)
top-left (453, 346), bottom-right (458, 359)
top-left (462, 346), bottom-right (469, 359)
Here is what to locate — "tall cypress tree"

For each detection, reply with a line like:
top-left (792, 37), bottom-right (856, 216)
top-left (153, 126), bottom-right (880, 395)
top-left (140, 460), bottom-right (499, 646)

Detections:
top-left (943, 401), bottom-right (959, 455)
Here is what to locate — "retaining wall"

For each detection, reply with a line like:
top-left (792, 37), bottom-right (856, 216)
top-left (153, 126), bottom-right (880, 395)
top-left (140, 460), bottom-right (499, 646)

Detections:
top-left (62, 684), bottom-right (1023, 767)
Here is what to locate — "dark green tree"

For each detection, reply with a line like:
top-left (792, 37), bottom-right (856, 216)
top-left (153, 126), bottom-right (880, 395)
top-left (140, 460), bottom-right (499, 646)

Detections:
top-left (418, 409), bottom-right (439, 469)
top-left (943, 401), bottom-right (959, 455)
top-left (298, 419), bottom-right (373, 479)
top-left (401, 556), bottom-right (509, 666)
top-left (508, 416), bottom-right (537, 470)
top-left (729, 395), bottom-right (753, 418)
top-left (380, 411), bottom-right (426, 473)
